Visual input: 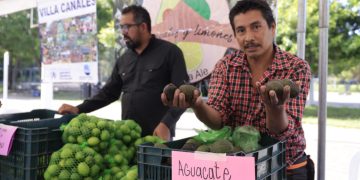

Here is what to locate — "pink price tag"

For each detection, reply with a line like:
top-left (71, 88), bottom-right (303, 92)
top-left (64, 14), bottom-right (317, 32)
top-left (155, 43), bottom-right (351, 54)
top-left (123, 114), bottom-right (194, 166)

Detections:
top-left (0, 124), bottom-right (18, 156)
top-left (172, 151), bottom-right (255, 180)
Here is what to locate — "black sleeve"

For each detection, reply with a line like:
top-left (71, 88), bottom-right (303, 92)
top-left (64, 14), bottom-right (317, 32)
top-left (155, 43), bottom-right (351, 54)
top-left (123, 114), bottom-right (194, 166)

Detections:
top-left (77, 60), bottom-right (123, 113)
top-left (161, 44), bottom-right (189, 129)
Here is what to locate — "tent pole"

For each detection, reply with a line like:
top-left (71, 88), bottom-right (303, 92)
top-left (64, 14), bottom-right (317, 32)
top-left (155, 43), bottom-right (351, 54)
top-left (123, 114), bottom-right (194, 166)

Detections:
top-left (318, 0), bottom-right (329, 179)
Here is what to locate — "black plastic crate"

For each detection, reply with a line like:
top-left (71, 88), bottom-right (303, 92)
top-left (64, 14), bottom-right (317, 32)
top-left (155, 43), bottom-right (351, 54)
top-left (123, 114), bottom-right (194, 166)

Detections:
top-left (138, 134), bottom-right (286, 180)
top-left (0, 109), bottom-right (75, 180)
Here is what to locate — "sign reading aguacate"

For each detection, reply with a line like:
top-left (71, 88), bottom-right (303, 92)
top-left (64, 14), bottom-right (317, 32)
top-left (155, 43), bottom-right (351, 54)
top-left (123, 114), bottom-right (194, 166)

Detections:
top-left (172, 151), bottom-right (255, 180)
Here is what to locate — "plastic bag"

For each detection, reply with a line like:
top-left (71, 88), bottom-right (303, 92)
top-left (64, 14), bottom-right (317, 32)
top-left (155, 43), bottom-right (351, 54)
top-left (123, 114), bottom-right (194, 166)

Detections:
top-left (193, 126), bottom-right (232, 144)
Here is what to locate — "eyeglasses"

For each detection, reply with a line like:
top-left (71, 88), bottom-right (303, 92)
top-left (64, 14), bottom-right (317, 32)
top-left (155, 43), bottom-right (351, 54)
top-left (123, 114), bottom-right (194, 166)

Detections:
top-left (119, 23), bottom-right (140, 32)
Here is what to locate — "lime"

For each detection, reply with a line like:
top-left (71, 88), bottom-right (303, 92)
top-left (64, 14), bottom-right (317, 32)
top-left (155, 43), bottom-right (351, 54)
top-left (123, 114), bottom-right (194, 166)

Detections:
top-left (85, 156), bottom-right (95, 165)
top-left (119, 125), bottom-right (131, 135)
top-left (80, 127), bottom-right (91, 137)
top-left (144, 135), bottom-right (156, 143)
top-left (115, 171), bottom-right (126, 179)
top-left (115, 130), bottom-right (123, 139)
top-left (58, 170), bottom-right (71, 180)
top-left (77, 162), bottom-right (90, 176)
top-left (121, 165), bottom-right (129, 171)
top-left (75, 151), bottom-right (85, 161)
top-left (65, 158), bottom-right (76, 168)
top-left (87, 136), bottom-right (100, 146)
top-left (114, 154), bottom-right (124, 164)
top-left (111, 166), bottom-right (121, 174)
top-left (50, 152), bottom-right (60, 161)
top-left (94, 154), bottom-right (103, 164)
top-left (130, 131), bottom-right (140, 140)
top-left (47, 164), bottom-right (59, 176)
top-left (70, 173), bottom-right (81, 180)
top-left (99, 141), bottom-right (109, 150)
top-left (90, 164), bottom-right (101, 176)
top-left (100, 130), bottom-right (111, 141)
top-left (77, 136), bottom-right (86, 144)
top-left (59, 159), bottom-right (66, 168)
top-left (70, 118), bottom-right (81, 126)
top-left (91, 128), bottom-right (101, 137)
top-left (97, 120), bottom-right (108, 129)
top-left (126, 169), bottom-right (138, 180)
top-left (135, 126), bottom-right (142, 133)
top-left (60, 148), bottom-right (73, 159)
top-left (83, 147), bottom-right (95, 155)
top-left (67, 135), bottom-right (76, 143)
top-left (122, 135), bottom-right (132, 144)
top-left (85, 122), bottom-right (96, 129)
top-left (76, 113), bottom-right (88, 121)
top-left (134, 138), bottom-right (144, 146)
top-left (44, 171), bottom-right (51, 180)
top-left (68, 126), bottom-right (80, 135)
top-left (124, 120), bottom-right (138, 129)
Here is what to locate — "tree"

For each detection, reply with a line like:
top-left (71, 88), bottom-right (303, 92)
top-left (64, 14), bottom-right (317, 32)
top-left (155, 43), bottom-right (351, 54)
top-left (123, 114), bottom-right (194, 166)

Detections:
top-left (0, 11), bottom-right (40, 67)
top-left (0, 0), bottom-right (114, 88)
top-left (276, 0), bottom-right (360, 76)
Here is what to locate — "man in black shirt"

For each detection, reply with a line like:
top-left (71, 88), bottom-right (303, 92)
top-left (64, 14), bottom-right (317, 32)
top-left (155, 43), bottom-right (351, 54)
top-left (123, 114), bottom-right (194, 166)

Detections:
top-left (58, 5), bottom-right (189, 140)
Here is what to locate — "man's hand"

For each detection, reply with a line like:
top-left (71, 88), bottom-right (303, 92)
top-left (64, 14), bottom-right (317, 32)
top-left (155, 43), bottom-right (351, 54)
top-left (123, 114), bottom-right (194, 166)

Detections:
top-left (153, 122), bottom-right (171, 141)
top-left (256, 81), bottom-right (291, 106)
top-left (58, 104), bottom-right (79, 115)
top-left (161, 86), bottom-right (203, 109)
top-left (256, 81), bottom-right (301, 134)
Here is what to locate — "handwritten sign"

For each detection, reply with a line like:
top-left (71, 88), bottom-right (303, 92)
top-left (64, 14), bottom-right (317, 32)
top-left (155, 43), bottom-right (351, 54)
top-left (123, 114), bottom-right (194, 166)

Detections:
top-left (0, 124), bottom-right (18, 156)
top-left (172, 151), bottom-right (255, 180)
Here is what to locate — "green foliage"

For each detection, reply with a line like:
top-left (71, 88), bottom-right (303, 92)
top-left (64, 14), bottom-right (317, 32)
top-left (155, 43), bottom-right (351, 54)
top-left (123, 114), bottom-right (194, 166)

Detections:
top-left (0, 10), bottom-right (40, 66)
top-left (98, 21), bottom-right (116, 48)
top-left (276, 0), bottom-right (360, 76)
top-left (304, 105), bottom-right (360, 120)
top-left (303, 105), bottom-right (360, 129)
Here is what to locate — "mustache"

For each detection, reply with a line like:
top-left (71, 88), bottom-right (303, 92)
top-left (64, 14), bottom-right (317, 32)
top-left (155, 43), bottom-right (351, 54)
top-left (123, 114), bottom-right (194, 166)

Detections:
top-left (244, 42), bottom-right (260, 49)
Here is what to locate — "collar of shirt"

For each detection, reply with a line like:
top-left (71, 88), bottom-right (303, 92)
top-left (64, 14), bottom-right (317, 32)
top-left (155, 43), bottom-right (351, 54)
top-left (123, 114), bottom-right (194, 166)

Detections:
top-left (226, 45), bottom-right (292, 71)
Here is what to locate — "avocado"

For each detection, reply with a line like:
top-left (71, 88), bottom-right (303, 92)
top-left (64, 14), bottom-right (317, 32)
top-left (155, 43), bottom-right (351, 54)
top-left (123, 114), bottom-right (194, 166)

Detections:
top-left (209, 139), bottom-right (234, 153)
top-left (181, 138), bottom-right (202, 151)
top-left (265, 80), bottom-right (284, 99)
top-left (280, 79), bottom-right (300, 98)
top-left (179, 84), bottom-right (197, 104)
top-left (163, 83), bottom-right (177, 101)
top-left (196, 145), bottom-right (210, 152)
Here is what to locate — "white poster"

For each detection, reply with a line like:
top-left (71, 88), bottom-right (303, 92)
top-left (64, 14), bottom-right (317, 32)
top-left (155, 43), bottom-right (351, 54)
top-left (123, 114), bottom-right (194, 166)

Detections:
top-left (38, 0), bottom-right (98, 83)
top-left (143, 0), bottom-right (238, 83)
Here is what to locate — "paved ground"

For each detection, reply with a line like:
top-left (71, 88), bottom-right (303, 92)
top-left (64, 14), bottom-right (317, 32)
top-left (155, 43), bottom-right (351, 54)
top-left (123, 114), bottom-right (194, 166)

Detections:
top-left (1, 96), bottom-right (360, 180)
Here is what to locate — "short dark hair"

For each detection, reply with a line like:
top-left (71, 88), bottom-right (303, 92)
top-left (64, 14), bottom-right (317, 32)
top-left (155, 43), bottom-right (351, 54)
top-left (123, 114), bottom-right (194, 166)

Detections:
top-left (229, 0), bottom-right (275, 33)
top-left (122, 5), bottom-right (151, 32)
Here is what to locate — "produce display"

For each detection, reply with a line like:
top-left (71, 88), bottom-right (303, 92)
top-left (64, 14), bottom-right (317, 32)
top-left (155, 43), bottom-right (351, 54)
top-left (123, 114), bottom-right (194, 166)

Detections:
top-left (194, 126), bottom-right (261, 153)
top-left (44, 114), bottom-right (163, 180)
top-left (162, 125), bottom-right (262, 154)
top-left (44, 144), bottom-right (104, 180)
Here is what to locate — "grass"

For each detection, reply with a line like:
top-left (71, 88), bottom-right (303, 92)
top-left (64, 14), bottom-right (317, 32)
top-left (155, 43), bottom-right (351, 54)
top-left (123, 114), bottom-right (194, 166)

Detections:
top-left (303, 106), bottom-right (360, 129)
top-left (313, 84), bottom-right (360, 93)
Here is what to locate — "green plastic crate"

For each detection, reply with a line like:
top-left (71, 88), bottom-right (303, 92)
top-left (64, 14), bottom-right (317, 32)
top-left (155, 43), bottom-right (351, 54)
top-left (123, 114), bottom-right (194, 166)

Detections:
top-left (137, 134), bottom-right (286, 180)
top-left (0, 109), bottom-right (75, 180)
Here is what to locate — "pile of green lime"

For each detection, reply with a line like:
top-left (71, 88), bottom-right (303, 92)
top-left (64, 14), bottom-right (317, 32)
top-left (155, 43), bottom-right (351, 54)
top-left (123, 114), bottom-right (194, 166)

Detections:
top-left (44, 144), bottom-right (104, 180)
top-left (62, 113), bottom-right (114, 153)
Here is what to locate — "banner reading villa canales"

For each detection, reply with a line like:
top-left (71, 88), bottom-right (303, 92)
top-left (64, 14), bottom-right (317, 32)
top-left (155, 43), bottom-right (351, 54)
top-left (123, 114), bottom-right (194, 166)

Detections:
top-left (38, 0), bottom-right (98, 83)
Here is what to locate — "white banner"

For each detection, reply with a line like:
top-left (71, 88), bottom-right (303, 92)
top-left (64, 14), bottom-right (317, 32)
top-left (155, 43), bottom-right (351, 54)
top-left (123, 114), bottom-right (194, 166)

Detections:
top-left (38, 0), bottom-right (98, 83)
top-left (37, 0), bottom-right (96, 24)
